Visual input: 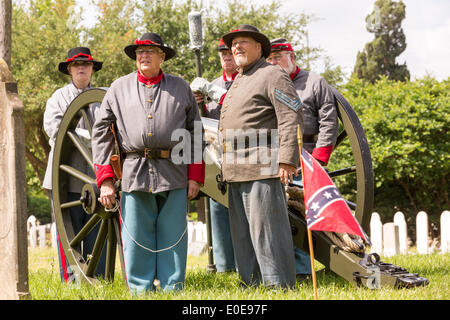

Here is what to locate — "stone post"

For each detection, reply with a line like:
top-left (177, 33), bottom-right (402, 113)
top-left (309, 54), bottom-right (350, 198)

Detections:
top-left (0, 58), bottom-right (30, 299)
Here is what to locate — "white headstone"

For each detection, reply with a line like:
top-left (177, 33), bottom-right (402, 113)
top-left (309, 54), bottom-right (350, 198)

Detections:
top-left (37, 225), bottom-right (47, 247)
top-left (383, 222), bottom-right (400, 257)
top-left (188, 221), bottom-right (195, 244)
top-left (28, 225), bottom-right (37, 248)
top-left (394, 211), bottom-right (408, 254)
top-left (370, 212), bottom-right (383, 254)
top-left (50, 222), bottom-right (57, 249)
top-left (187, 221), bottom-right (207, 256)
top-left (27, 215), bottom-right (36, 231)
top-left (441, 211), bottom-right (450, 253)
top-left (416, 211), bottom-right (429, 254)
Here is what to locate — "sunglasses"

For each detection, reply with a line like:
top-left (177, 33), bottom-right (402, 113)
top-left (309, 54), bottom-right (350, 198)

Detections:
top-left (135, 48), bottom-right (163, 55)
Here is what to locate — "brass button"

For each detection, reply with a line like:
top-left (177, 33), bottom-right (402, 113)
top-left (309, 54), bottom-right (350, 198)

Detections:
top-left (149, 188), bottom-right (153, 192)
top-left (233, 84), bottom-right (237, 88)
top-left (147, 114), bottom-right (153, 119)
top-left (149, 168), bottom-right (153, 173)
top-left (147, 98), bottom-right (152, 103)
top-left (221, 114), bottom-right (225, 119)
top-left (146, 85), bottom-right (151, 88)
top-left (147, 132), bottom-right (153, 137)
top-left (219, 127), bottom-right (223, 131)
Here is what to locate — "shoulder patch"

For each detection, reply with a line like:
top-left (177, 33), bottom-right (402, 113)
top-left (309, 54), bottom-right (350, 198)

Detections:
top-left (274, 88), bottom-right (302, 112)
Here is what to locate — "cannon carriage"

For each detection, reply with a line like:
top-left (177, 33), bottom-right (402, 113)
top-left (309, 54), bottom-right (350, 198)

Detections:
top-left (51, 87), bottom-right (428, 288)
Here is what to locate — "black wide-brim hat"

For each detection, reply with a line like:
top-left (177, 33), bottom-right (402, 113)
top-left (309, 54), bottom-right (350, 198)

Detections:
top-left (58, 47), bottom-right (103, 75)
top-left (124, 32), bottom-right (176, 61)
top-left (222, 24), bottom-right (271, 58)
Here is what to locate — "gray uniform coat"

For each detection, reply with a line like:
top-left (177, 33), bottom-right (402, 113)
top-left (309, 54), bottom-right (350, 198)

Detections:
top-left (292, 69), bottom-right (338, 153)
top-left (91, 71), bottom-right (202, 194)
top-left (219, 58), bottom-right (303, 182)
top-left (43, 82), bottom-right (98, 191)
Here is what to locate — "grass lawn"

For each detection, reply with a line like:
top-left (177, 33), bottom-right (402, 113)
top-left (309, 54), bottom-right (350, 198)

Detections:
top-left (27, 247), bottom-right (449, 300)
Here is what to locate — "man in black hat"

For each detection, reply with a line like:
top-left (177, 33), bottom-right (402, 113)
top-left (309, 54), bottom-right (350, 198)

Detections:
top-left (91, 32), bottom-right (204, 294)
top-left (218, 24), bottom-right (303, 289)
top-left (43, 47), bottom-right (106, 283)
top-left (190, 38), bottom-right (238, 274)
top-left (267, 38), bottom-right (339, 281)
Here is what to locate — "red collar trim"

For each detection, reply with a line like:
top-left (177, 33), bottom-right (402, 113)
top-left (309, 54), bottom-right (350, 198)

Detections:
top-left (137, 69), bottom-right (163, 85)
top-left (290, 66), bottom-right (300, 80)
top-left (223, 71), bottom-right (238, 82)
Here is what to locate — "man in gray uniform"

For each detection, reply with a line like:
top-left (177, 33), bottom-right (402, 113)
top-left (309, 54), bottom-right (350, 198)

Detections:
top-left (219, 25), bottom-right (303, 289)
top-left (267, 38), bottom-right (339, 279)
top-left (43, 47), bottom-right (106, 282)
top-left (92, 32), bottom-right (204, 293)
top-left (191, 38), bottom-right (238, 273)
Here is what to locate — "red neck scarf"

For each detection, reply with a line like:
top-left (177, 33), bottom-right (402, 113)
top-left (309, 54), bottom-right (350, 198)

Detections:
top-left (223, 71), bottom-right (238, 82)
top-left (290, 66), bottom-right (301, 80)
top-left (137, 69), bottom-right (163, 85)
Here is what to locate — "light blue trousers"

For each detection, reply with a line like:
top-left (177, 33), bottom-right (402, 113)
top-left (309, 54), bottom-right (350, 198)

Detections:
top-left (210, 199), bottom-right (236, 272)
top-left (291, 174), bottom-right (312, 275)
top-left (120, 189), bottom-right (188, 294)
top-left (228, 178), bottom-right (296, 289)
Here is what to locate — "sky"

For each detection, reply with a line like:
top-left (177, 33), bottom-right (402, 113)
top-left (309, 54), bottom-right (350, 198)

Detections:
top-left (263, 0), bottom-right (450, 81)
top-left (78, 0), bottom-right (450, 81)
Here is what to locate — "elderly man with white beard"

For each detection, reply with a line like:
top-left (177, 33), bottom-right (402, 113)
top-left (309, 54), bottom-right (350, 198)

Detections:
top-left (267, 38), bottom-right (339, 281)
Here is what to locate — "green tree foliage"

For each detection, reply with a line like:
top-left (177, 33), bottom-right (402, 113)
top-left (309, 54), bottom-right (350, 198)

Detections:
top-left (11, 0), bottom-right (327, 199)
top-left (353, 0), bottom-right (410, 83)
top-left (334, 76), bottom-right (449, 221)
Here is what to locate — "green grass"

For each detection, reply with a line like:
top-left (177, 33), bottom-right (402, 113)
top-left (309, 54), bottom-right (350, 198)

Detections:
top-left (28, 247), bottom-right (449, 300)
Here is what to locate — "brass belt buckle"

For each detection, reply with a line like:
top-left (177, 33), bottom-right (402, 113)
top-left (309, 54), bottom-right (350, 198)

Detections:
top-left (144, 148), bottom-right (152, 159)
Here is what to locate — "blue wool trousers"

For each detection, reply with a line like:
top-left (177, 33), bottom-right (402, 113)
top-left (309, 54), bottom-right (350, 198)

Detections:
top-left (228, 178), bottom-right (296, 289)
top-left (210, 199), bottom-right (236, 272)
top-left (120, 189), bottom-right (188, 294)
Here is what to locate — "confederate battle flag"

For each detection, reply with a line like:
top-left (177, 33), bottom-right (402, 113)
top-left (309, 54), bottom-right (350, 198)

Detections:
top-left (301, 147), bottom-right (369, 242)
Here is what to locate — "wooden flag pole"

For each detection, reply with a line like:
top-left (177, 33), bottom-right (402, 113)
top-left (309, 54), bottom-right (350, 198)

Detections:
top-left (297, 125), bottom-right (318, 300)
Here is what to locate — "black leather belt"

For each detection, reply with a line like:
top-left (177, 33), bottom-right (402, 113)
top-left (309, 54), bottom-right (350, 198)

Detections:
top-left (125, 148), bottom-right (171, 159)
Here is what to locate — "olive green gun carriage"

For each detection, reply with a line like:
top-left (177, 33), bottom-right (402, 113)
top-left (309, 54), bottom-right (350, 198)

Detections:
top-left (52, 87), bottom-right (428, 288)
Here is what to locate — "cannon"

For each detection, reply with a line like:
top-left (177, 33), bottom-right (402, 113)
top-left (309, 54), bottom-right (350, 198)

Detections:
top-left (51, 87), bottom-right (428, 288)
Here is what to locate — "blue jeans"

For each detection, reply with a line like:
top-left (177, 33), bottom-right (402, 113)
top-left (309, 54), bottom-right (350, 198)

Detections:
top-left (210, 199), bottom-right (236, 272)
top-left (228, 178), bottom-right (296, 289)
top-left (121, 189), bottom-right (188, 294)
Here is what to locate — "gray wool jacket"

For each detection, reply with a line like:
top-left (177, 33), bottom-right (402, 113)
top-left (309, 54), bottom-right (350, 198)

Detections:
top-left (91, 71), bottom-right (203, 194)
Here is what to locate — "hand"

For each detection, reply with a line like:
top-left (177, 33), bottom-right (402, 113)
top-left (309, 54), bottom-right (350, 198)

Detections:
top-left (98, 179), bottom-right (117, 209)
top-left (193, 92), bottom-right (205, 105)
top-left (187, 179), bottom-right (201, 200)
top-left (279, 163), bottom-right (298, 185)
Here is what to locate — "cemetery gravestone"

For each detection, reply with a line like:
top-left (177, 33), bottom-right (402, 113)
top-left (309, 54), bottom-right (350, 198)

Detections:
top-left (370, 212), bottom-right (383, 254)
top-left (416, 211), bottom-right (429, 254)
top-left (0, 58), bottom-right (29, 299)
top-left (394, 211), bottom-right (408, 254)
top-left (383, 222), bottom-right (400, 257)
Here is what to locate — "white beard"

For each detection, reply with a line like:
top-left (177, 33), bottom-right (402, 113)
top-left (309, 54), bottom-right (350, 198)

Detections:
top-left (282, 57), bottom-right (296, 75)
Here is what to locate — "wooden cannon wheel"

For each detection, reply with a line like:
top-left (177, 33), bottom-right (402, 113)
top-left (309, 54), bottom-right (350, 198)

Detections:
top-left (51, 88), bottom-right (125, 284)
